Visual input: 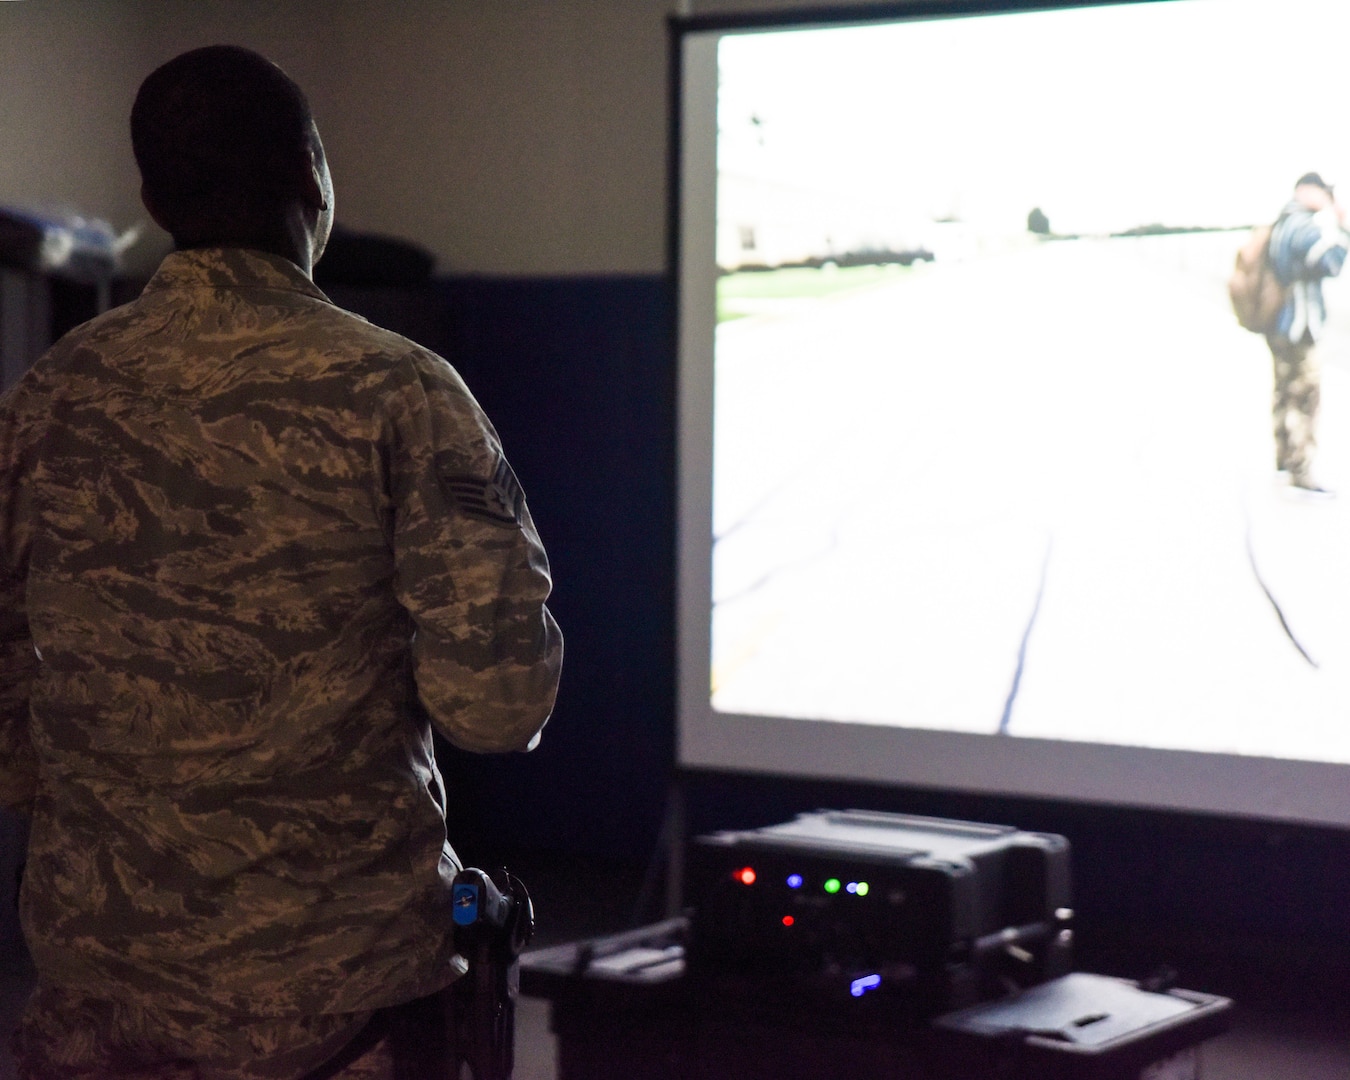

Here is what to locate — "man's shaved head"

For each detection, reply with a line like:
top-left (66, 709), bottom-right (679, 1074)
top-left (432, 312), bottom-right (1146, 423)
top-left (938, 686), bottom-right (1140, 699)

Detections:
top-left (131, 45), bottom-right (316, 247)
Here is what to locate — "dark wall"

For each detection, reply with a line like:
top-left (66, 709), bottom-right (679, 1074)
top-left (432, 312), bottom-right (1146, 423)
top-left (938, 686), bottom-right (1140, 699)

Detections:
top-left (332, 275), bottom-right (1350, 1008)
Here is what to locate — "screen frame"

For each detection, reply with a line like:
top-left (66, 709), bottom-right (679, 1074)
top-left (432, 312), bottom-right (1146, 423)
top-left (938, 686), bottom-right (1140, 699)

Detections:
top-left (671, 0), bottom-right (1350, 830)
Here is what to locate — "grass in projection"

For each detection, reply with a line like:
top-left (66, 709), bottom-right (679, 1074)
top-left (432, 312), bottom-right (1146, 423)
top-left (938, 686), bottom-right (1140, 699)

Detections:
top-left (718, 264), bottom-right (912, 322)
top-left (706, 0), bottom-right (1350, 768)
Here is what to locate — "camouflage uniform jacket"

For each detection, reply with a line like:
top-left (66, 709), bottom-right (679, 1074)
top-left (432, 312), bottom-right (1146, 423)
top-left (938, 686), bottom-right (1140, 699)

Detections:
top-left (0, 247), bottom-right (563, 1018)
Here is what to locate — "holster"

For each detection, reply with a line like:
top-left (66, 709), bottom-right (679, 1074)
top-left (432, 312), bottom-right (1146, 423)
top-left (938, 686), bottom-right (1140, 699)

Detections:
top-left (386, 868), bottom-right (534, 1080)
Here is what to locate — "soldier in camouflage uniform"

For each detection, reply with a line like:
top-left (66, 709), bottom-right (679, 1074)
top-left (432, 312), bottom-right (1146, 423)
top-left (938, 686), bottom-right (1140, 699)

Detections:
top-left (1266, 172), bottom-right (1349, 497)
top-left (0, 46), bottom-right (562, 1078)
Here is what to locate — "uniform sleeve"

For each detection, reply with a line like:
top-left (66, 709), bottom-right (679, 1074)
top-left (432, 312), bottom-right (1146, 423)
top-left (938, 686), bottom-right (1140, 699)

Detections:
top-left (0, 390), bottom-right (39, 815)
top-left (383, 351), bottom-right (562, 753)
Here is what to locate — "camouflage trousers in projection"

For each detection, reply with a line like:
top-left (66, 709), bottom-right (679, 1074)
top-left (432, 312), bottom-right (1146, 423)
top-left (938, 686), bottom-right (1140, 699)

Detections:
top-left (12, 985), bottom-right (394, 1080)
top-left (1268, 333), bottom-right (1322, 484)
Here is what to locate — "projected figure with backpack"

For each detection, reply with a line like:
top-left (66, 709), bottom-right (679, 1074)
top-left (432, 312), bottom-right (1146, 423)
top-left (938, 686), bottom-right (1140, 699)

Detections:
top-left (1231, 172), bottom-right (1349, 497)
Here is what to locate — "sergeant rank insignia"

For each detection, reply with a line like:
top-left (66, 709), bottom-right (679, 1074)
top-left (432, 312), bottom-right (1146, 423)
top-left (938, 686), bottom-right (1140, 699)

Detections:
top-left (437, 453), bottom-right (526, 528)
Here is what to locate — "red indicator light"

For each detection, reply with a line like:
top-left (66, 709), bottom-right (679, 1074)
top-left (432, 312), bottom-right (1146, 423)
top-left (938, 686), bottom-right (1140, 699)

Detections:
top-left (736, 866), bottom-right (757, 885)
top-left (782, 915), bottom-right (795, 927)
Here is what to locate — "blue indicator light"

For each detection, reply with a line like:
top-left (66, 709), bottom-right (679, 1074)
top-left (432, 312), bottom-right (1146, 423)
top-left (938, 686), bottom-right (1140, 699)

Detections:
top-left (786, 874), bottom-right (804, 889)
top-left (850, 974), bottom-right (882, 998)
top-left (845, 882), bottom-right (857, 894)
top-left (452, 883), bottom-right (481, 926)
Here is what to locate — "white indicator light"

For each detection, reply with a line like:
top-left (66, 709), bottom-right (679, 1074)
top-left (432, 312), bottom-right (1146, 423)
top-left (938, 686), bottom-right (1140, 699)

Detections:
top-left (850, 974), bottom-right (882, 998)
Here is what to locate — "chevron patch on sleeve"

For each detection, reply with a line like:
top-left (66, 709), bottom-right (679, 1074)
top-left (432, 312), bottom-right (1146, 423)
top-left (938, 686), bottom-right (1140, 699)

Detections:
top-left (437, 454), bottom-right (526, 528)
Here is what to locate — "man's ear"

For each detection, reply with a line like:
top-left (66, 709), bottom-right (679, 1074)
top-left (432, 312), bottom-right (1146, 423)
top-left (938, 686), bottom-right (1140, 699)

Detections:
top-left (300, 149), bottom-right (328, 212)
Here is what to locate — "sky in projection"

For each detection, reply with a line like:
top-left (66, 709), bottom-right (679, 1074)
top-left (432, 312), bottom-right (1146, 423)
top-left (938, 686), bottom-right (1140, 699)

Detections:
top-left (718, 0), bottom-right (1350, 238)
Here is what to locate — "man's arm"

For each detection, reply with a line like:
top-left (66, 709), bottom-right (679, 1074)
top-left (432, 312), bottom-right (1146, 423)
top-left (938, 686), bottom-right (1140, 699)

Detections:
top-left (386, 352), bottom-right (563, 753)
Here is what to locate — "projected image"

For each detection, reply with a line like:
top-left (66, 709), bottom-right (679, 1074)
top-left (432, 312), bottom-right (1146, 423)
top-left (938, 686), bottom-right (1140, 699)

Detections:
top-left (708, 0), bottom-right (1350, 765)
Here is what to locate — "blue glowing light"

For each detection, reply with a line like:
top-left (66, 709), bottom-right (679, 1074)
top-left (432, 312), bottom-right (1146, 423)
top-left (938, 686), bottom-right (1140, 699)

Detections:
top-left (786, 874), bottom-right (804, 889)
top-left (452, 883), bottom-right (481, 926)
top-left (850, 974), bottom-right (882, 998)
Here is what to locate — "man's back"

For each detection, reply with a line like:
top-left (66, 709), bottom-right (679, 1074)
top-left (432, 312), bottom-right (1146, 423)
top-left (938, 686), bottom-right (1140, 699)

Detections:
top-left (0, 246), bottom-right (561, 1019)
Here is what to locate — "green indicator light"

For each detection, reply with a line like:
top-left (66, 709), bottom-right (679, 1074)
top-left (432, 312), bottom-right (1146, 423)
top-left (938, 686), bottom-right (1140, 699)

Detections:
top-left (855, 881), bottom-right (870, 897)
top-left (824, 878), bottom-right (842, 894)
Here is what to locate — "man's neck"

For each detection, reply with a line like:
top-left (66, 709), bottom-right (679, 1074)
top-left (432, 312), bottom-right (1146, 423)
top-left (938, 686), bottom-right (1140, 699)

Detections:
top-left (174, 213), bottom-right (314, 279)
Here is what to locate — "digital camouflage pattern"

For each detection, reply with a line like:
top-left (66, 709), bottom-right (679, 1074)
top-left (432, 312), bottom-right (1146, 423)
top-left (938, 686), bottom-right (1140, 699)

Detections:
top-left (0, 249), bottom-right (562, 1040)
top-left (1269, 335), bottom-right (1321, 481)
top-left (13, 982), bottom-right (393, 1079)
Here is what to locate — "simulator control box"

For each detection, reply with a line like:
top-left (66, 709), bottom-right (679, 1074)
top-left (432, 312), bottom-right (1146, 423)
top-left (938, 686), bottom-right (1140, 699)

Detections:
top-left (685, 810), bottom-right (1073, 1018)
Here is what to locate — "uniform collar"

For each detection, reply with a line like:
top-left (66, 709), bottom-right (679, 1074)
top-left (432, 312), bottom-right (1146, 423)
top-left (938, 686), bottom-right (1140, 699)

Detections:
top-left (142, 246), bottom-right (333, 304)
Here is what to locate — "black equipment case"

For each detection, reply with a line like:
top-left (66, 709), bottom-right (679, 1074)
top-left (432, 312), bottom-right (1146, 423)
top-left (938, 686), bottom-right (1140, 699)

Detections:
top-left (685, 810), bottom-right (1074, 1018)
